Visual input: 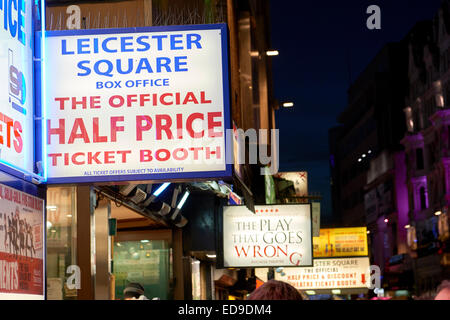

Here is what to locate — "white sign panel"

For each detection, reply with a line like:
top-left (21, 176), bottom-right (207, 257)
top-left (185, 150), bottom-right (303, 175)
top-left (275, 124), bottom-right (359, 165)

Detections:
top-left (0, 0), bottom-right (34, 174)
top-left (223, 204), bottom-right (312, 267)
top-left (275, 257), bottom-right (371, 290)
top-left (44, 24), bottom-right (230, 183)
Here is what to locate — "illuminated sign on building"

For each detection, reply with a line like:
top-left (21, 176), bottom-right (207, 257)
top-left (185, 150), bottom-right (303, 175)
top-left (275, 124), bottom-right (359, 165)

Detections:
top-left (275, 257), bottom-right (371, 290)
top-left (313, 227), bottom-right (368, 258)
top-left (44, 24), bottom-right (231, 183)
top-left (222, 204), bottom-right (313, 268)
top-left (0, 0), bottom-right (36, 178)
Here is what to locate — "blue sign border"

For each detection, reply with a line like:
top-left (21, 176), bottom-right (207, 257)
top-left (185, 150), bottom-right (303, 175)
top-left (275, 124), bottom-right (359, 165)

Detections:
top-left (44, 23), bottom-right (232, 184)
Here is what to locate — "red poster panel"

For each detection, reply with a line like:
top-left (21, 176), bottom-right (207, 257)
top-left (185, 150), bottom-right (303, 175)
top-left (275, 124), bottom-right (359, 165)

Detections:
top-left (0, 184), bottom-right (44, 299)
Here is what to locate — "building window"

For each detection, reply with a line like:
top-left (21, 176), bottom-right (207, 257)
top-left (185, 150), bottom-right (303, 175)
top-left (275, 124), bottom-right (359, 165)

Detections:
top-left (46, 187), bottom-right (78, 300)
top-left (420, 187), bottom-right (427, 210)
top-left (114, 239), bottom-right (171, 300)
top-left (416, 148), bottom-right (424, 170)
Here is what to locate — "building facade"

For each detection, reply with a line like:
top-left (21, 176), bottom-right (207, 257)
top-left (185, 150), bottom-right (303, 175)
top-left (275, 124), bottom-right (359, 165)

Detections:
top-left (330, 1), bottom-right (450, 298)
top-left (401, 3), bottom-right (450, 298)
top-left (329, 41), bottom-right (408, 229)
top-left (41, 0), bottom-right (278, 300)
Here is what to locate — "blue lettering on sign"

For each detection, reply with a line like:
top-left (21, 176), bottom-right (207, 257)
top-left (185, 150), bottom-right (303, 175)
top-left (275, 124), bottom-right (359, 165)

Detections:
top-left (96, 78), bottom-right (169, 89)
top-left (62, 40), bottom-right (75, 55)
top-left (94, 60), bottom-right (114, 77)
top-left (120, 36), bottom-right (134, 52)
top-left (153, 35), bottom-right (167, 51)
top-left (170, 34), bottom-right (183, 50)
top-left (77, 38), bottom-right (90, 54)
top-left (117, 58), bottom-right (133, 74)
top-left (136, 58), bottom-right (153, 74)
top-left (136, 35), bottom-right (150, 51)
top-left (102, 37), bottom-right (117, 53)
top-left (77, 61), bottom-right (91, 76)
top-left (77, 57), bottom-right (190, 77)
top-left (60, 33), bottom-right (203, 77)
top-left (0, 0), bottom-right (27, 45)
top-left (187, 33), bottom-right (202, 49)
top-left (174, 56), bottom-right (188, 72)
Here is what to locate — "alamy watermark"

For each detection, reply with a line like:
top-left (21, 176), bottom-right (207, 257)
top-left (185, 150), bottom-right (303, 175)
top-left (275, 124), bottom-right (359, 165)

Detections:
top-left (367, 5), bottom-right (381, 30)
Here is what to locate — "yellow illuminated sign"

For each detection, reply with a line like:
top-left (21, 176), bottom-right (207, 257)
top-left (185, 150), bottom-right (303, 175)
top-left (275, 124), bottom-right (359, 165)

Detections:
top-left (313, 227), bottom-right (368, 257)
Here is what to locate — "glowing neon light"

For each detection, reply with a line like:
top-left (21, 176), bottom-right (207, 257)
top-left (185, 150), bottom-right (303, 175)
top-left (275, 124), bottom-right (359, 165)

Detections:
top-left (153, 182), bottom-right (170, 197)
top-left (177, 190), bottom-right (190, 209)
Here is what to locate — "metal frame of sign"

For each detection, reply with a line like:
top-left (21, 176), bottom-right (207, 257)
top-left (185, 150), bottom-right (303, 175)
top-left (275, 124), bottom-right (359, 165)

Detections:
top-left (219, 203), bottom-right (314, 269)
top-left (41, 24), bottom-right (232, 184)
top-left (0, 0), bottom-right (45, 185)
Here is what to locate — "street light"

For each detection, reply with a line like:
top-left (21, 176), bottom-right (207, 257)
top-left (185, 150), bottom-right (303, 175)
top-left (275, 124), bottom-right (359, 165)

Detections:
top-left (266, 50), bottom-right (279, 56)
top-left (332, 289), bottom-right (341, 295)
top-left (282, 102), bottom-right (294, 108)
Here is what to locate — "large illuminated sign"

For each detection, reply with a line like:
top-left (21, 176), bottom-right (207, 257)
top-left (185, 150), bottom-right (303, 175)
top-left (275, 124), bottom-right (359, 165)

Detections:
top-left (44, 24), bottom-right (231, 183)
top-left (275, 257), bottom-right (371, 290)
top-left (0, 0), bottom-right (37, 180)
top-left (222, 204), bottom-right (313, 268)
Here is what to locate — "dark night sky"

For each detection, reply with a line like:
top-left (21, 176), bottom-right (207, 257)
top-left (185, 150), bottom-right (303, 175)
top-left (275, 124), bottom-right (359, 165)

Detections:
top-left (269, 0), bottom-right (441, 225)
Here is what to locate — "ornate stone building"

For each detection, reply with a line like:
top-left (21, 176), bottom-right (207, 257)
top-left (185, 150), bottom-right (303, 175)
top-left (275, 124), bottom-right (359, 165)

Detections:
top-left (401, 2), bottom-right (450, 297)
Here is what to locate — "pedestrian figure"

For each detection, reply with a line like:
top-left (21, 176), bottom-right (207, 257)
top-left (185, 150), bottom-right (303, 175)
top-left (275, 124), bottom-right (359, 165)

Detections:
top-left (247, 280), bottom-right (303, 300)
top-left (435, 280), bottom-right (450, 300)
top-left (123, 282), bottom-right (149, 300)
